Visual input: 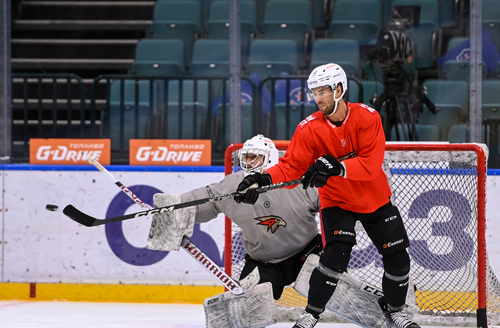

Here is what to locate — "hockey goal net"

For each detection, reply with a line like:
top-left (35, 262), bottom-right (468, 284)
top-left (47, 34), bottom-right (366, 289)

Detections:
top-left (224, 142), bottom-right (500, 326)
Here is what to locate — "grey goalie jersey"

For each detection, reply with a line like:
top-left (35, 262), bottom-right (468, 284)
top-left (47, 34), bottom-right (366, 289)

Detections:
top-left (181, 171), bottom-right (321, 264)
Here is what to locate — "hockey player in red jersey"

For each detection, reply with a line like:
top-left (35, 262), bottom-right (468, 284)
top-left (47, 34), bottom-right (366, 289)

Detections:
top-left (235, 63), bottom-right (420, 328)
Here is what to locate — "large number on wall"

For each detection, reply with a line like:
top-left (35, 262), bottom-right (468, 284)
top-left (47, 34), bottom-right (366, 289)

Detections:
top-left (408, 190), bottom-right (474, 271)
top-left (349, 190), bottom-right (475, 271)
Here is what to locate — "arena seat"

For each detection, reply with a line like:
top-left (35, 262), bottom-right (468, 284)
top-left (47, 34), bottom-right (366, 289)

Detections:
top-left (131, 39), bottom-right (184, 76)
top-left (150, 0), bottom-right (201, 64)
top-left (329, 0), bottom-right (382, 46)
top-left (246, 39), bottom-right (298, 77)
top-left (189, 39), bottom-right (230, 77)
top-left (310, 39), bottom-right (360, 78)
top-left (260, 0), bottom-right (312, 68)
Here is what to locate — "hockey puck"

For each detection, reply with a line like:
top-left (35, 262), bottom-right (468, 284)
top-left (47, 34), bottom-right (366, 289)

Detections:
top-left (46, 204), bottom-right (59, 212)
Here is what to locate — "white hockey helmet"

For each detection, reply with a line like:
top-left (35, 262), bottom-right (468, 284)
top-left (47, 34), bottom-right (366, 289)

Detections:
top-left (306, 63), bottom-right (348, 115)
top-left (239, 134), bottom-right (279, 175)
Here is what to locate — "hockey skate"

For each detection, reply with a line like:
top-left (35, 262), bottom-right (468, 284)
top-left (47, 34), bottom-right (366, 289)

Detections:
top-left (379, 298), bottom-right (420, 328)
top-left (292, 311), bottom-right (319, 328)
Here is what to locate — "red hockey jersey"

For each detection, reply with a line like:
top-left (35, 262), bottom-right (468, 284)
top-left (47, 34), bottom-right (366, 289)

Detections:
top-left (266, 102), bottom-right (392, 213)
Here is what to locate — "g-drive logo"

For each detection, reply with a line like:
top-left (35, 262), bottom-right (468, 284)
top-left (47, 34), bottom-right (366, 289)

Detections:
top-left (136, 146), bottom-right (204, 163)
top-left (30, 139), bottom-right (110, 164)
top-left (130, 140), bottom-right (211, 166)
top-left (36, 145), bottom-right (103, 162)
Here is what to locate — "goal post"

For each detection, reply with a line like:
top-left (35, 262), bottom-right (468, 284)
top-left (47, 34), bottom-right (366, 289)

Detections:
top-left (224, 142), bottom-right (498, 326)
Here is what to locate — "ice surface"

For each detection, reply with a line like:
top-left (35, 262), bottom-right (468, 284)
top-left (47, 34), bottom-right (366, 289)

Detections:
top-left (0, 301), bottom-right (463, 328)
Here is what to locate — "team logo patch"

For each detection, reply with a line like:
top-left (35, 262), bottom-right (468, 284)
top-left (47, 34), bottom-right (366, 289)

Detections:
top-left (255, 216), bottom-right (287, 233)
top-left (457, 47), bottom-right (470, 61)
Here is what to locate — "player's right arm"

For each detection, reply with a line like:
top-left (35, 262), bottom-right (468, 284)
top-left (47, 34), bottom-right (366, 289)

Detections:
top-left (266, 119), bottom-right (318, 184)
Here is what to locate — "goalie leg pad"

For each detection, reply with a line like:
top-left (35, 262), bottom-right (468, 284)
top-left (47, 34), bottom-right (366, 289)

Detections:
top-left (294, 254), bottom-right (418, 328)
top-left (146, 193), bottom-right (196, 251)
top-left (204, 282), bottom-right (276, 328)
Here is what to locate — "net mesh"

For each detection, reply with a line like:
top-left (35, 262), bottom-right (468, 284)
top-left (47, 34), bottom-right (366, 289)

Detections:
top-left (224, 143), bottom-right (500, 325)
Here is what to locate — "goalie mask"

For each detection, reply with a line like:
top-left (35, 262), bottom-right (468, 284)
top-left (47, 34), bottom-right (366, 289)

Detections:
top-left (307, 63), bottom-right (348, 116)
top-left (239, 134), bottom-right (279, 175)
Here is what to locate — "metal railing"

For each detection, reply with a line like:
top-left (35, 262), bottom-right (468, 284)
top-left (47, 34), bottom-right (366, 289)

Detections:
top-left (91, 75), bottom-right (257, 164)
top-left (11, 73), bottom-right (500, 168)
top-left (11, 73), bottom-right (88, 162)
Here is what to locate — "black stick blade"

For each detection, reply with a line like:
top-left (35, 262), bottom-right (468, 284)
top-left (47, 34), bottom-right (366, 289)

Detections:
top-left (63, 205), bottom-right (104, 227)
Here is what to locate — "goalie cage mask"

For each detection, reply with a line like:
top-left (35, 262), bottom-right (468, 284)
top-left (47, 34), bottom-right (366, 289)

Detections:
top-left (239, 134), bottom-right (279, 175)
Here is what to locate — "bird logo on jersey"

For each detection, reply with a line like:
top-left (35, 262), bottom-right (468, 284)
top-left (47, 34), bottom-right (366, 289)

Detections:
top-left (254, 216), bottom-right (287, 233)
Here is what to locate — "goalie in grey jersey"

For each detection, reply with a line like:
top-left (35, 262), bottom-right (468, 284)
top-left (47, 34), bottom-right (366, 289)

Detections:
top-left (147, 134), bottom-right (415, 328)
top-left (150, 134), bottom-right (323, 300)
top-left (183, 135), bottom-right (323, 300)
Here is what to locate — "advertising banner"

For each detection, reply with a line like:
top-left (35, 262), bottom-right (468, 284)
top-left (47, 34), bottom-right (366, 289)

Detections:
top-left (2, 168), bottom-right (225, 284)
top-left (129, 140), bottom-right (211, 166)
top-left (30, 139), bottom-right (111, 165)
top-left (2, 166), bottom-right (500, 289)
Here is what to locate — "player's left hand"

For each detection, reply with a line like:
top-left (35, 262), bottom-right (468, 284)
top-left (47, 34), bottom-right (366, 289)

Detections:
top-left (301, 155), bottom-right (344, 189)
top-left (234, 172), bottom-right (272, 204)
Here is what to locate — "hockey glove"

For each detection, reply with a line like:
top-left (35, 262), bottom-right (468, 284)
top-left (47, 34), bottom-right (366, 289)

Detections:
top-left (301, 155), bottom-right (344, 189)
top-left (234, 172), bottom-right (273, 204)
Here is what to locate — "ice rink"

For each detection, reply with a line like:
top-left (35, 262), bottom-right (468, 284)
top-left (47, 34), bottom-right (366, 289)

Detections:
top-left (0, 300), bottom-right (453, 328)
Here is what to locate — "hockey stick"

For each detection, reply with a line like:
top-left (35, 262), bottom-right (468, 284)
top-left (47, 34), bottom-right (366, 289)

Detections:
top-left (86, 157), bottom-right (250, 295)
top-left (63, 176), bottom-right (303, 227)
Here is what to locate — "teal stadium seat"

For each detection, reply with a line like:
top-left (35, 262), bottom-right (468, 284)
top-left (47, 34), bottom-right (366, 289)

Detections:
top-left (390, 123), bottom-right (441, 141)
top-left (447, 124), bottom-right (469, 143)
top-left (205, 0), bottom-right (257, 64)
top-left (442, 60), bottom-right (487, 80)
top-left (157, 80), bottom-right (209, 139)
top-left (447, 37), bottom-right (469, 51)
top-left (347, 79), bottom-right (361, 103)
top-left (131, 39), bottom-right (184, 76)
top-left (418, 80), bottom-right (469, 141)
top-left (392, 0), bottom-right (439, 69)
top-left (483, 80), bottom-right (500, 120)
top-left (246, 39), bottom-right (298, 77)
top-left (310, 39), bottom-right (361, 78)
top-left (483, 0), bottom-right (500, 53)
top-left (329, 0), bottom-right (382, 46)
top-left (441, 37), bottom-right (487, 80)
top-left (108, 80), bottom-right (157, 152)
top-left (150, 1), bottom-right (201, 63)
top-left (438, 0), bottom-right (458, 28)
top-left (260, 0), bottom-right (312, 68)
top-left (190, 39), bottom-right (230, 77)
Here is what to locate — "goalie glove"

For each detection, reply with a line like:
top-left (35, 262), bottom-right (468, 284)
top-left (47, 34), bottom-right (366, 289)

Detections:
top-left (302, 155), bottom-right (344, 189)
top-left (234, 172), bottom-right (272, 205)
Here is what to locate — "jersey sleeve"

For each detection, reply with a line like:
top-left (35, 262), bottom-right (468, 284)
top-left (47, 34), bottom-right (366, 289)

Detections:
top-left (180, 173), bottom-right (242, 223)
top-left (343, 110), bottom-right (386, 181)
top-left (266, 125), bottom-right (317, 184)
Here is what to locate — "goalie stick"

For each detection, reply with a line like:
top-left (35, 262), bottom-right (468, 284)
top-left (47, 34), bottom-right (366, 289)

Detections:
top-left (85, 157), bottom-right (250, 295)
top-left (63, 175), bottom-right (303, 227)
